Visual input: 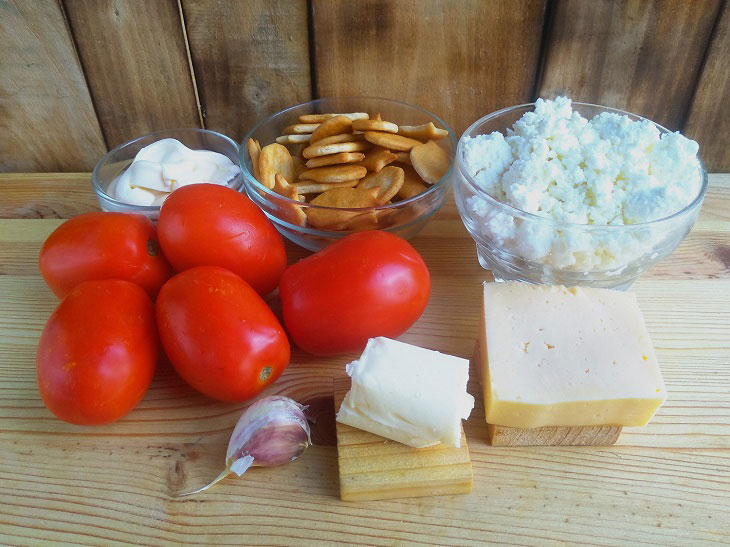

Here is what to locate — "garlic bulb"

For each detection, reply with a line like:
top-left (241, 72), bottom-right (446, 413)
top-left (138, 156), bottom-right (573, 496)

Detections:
top-left (179, 395), bottom-right (311, 496)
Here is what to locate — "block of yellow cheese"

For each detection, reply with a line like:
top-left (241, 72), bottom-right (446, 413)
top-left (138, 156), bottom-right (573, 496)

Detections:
top-left (480, 282), bottom-right (666, 429)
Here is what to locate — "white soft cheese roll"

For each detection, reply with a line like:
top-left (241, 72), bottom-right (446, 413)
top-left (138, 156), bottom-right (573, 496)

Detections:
top-left (336, 337), bottom-right (474, 448)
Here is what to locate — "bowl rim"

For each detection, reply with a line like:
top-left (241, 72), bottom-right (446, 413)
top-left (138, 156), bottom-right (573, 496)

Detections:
top-left (456, 101), bottom-right (709, 230)
top-left (239, 96), bottom-right (457, 213)
top-left (91, 127), bottom-right (241, 210)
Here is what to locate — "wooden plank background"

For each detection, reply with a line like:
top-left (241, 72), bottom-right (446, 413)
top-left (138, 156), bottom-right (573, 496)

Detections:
top-left (1, 0), bottom-right (729, 172)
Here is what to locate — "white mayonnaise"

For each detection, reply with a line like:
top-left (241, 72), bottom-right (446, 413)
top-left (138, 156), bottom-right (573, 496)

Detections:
top-left (108, 138), bottom-right (241, 206)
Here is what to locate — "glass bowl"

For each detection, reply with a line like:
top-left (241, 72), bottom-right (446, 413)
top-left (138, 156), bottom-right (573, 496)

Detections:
top-left (453, 102), bottom-right (708, 289)
top-left (92, 128), bottom-right (243, 220)
top-left (240, 97), bottom-right (455, 251)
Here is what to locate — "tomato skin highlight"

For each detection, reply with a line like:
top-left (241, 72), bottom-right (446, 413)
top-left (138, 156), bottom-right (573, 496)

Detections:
top-left (157, 184), bottom-right (287, 295)
top-left (38, 212), bottom-right (172, 298)
top-left (155, 266), bottom-right (290, 402)
top-left (279, 231), bottom-right (431, 356)
top-left (36, 280), bottom-right (158, 425)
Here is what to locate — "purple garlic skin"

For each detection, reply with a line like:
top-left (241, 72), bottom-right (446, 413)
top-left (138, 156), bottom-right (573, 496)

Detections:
top-left (226, 395), bottom-right (311, 474)
top-left (242, 422), bottom-right (309, 467)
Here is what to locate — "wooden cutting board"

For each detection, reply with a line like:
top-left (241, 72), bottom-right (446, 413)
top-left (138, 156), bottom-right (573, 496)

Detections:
top-left (1, 173), bottom-right (729, 545)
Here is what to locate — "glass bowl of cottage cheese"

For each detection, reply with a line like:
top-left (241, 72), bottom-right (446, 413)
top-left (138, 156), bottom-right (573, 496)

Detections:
top-left (454, 97), bottom-right (708, 289)
top-left (92, 128), bottom-right (242, 220)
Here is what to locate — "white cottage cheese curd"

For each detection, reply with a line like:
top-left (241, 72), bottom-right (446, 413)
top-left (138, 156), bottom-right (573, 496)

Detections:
top-left (462, 97), bottom-right (702, 271)
top-left (107, 138), bottom-right (241, 206)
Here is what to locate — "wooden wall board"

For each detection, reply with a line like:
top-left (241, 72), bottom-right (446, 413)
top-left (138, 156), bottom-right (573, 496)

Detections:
top-left (0, 0), bottom-right (106, 172)
top-left (538, 0), bottom-right (722, 130)
top-left (63, 0), bottom-right (202, 149)
top-left (311, 0), bottom-right (547, 135)
top-left (182, 0), bottom-right (312, 142)
top-left (684, 1), bottom-right (730, 172)
top-left (3, 1), bottom-right (730, 172)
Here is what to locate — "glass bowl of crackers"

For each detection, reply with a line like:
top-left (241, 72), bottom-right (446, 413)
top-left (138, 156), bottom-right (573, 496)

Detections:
top-left (240, 97), bottom-right (456, 251)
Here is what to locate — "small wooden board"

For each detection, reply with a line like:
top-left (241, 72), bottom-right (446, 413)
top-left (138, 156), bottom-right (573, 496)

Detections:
top-left (473, 341), bottom-right (622, 447)
top-left (488, 423), bottom-right (622, 446)
top-left (333, 377), bottom-right (473, 502)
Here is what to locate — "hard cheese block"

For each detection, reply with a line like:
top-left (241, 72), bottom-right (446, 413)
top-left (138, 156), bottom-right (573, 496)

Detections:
top-left (334, 377), bottom-right (473, 502)
top-left (480, 283), bottom-right (667, 433)
top-left (474, 340), bottom-right (623, 447)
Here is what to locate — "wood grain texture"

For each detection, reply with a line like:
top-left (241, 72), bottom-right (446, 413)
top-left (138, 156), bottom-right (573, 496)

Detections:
top-left (538, 0), bottom-right (722, 129)
top-left (63, 0), bottom-right (201, 148)
top-left (684, 1), bottom-right (730, 172)
top-left (487, 424), bottom-right (622, 447)
top-left (0, 173), bottom-right (97, 218)
top-left (0, 0), bottom-right (105, 172)
top-left (311, 0), bottom-right (547, 135)
top-left (182, 0), bottom-right (312, 142)
top-left (334, 377), bottom-right (472, 501)
top-left (0, 174), bottom-right (728, 544)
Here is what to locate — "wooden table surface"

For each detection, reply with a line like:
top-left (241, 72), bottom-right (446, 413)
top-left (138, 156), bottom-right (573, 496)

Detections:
top-left (1, 173), bottom-right (728, 546)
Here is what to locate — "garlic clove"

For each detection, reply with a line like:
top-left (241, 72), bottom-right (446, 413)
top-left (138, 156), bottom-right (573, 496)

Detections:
top-left (226, 395), bottom-right (310, 464)
top-left (178, 395), bottom-right (311, 497)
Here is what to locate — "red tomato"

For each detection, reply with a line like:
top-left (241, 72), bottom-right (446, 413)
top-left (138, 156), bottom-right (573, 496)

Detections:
top-left (156, 266), bottom-right (290, 402)
top-left (157, 184), bottom-right (286, 295)
top-left (39, 212), bottom-right (172, 298)
top-left (36, 280), bottom-right (158, 425)
top-left (279, 231), bottom-right (431, 356)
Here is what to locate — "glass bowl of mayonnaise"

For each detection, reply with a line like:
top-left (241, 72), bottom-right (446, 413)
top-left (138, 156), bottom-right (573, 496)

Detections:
top-left (92, 128), bottom-right (243, 220)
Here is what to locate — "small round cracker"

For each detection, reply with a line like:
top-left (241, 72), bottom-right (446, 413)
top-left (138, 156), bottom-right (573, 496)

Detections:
top-left (305, 152), bottom-right (365, 168)
top-left (272, 173), bottom-right (306, 226)
top-left (259, 143), bottom-right (294, 189)
top-left (357, 165), bottom-right (404, 205)
top-left (357, 147), bottom-right (397, 173)
top-left (284, 123), bottom-right (320, 134)
top-left (397, 166), bottom-right (428, 199)
top-left (363, 131), bottom-right (422, 151)
top-left (292, 156), bottom-right (306, 179)
top-left (299, 112), bottom-right (369, 123)
top-left (352, 119), bottom-right (399, 133)
top-left (393, 151), bottom-right (411, 165)
top-left (310, 115), bottom-right (353, 143)
top-left (274, 173), bottom-right (299, 200)
top-left (305, 187), bottom-right (380, 229)
top-left (298, 165), bottom-right (367, 183)
top-left (397, 122), bottom-right (449, 142)
top-left (293, 179), bottom-right (359, 194)
top-left (246, 138), bottom-right (262, 182)
top-left (302, 141), bottom-right (370, 159)
top-left (276, 134), bottom-right (311, 144)
top-left (314, 133), bottom-right (366, 146)
top-left (343, 211), bottom-right (379, 231)
top-left (280, 203), bottom-right (307, 227)
top-left (410, 140), bottom-right (450, 184)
